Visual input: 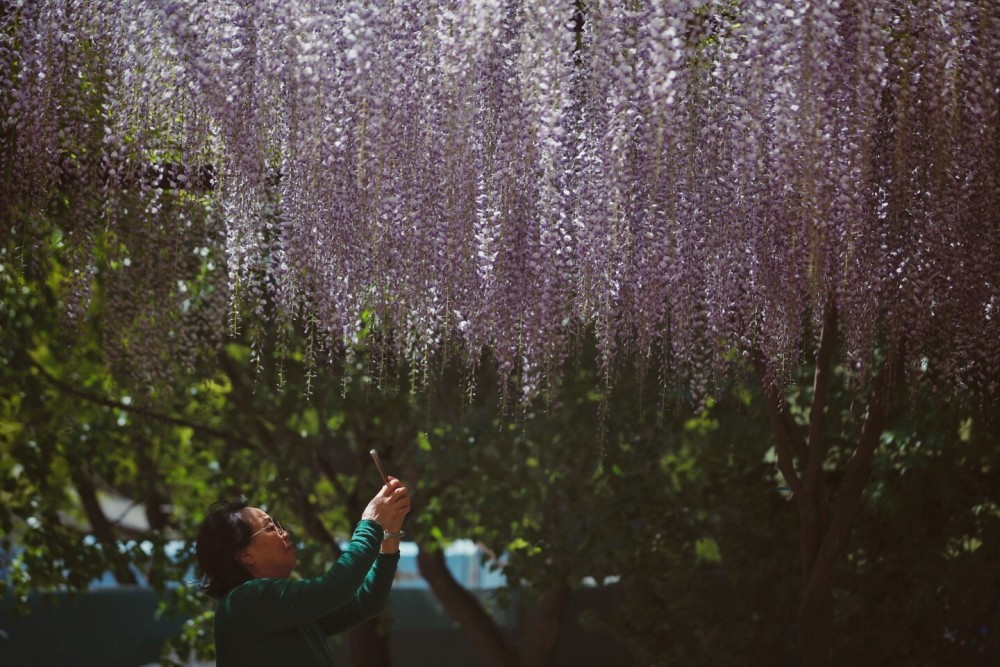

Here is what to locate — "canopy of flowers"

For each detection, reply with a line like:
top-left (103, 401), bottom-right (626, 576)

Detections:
top-left (3, 0), bottom-right (998, 399)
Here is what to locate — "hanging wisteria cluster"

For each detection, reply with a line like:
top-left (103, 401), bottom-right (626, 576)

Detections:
top-left (3, 0), bottom-right (999, 399)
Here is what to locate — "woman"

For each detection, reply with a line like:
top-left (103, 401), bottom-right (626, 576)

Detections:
top-left (195, 477), bottom-right (410, 666)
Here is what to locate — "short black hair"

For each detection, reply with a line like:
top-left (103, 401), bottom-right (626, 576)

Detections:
top-left (195, 496), bottom-right (255, 599)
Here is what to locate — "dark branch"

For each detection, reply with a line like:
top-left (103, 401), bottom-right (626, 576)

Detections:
top-left (804, 302), bottom-right (837, 495)
top-left (416, 545), bottom-right (515, 667)
top-left (30, 357), bottom-right (252, 447)
top-left (752, 352), bottom-right (803, 494)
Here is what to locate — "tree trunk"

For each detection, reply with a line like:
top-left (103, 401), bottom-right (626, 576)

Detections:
top-left (799, 348), bottom-right (901, 667)
top-left (416, 544), bottom-right (516, 667)
top-left (798, 576), bottom-right (835, 666)
top-left (795, 477), bottom-right (833, 666)
top-left (70, 462), bottom-right (138, 584)
top-left (755, 307), bottom-right (902, 667)
top-left (347, 616), bottom-right (392, 667)
top-left (517, 579), bottom-right (571, 667)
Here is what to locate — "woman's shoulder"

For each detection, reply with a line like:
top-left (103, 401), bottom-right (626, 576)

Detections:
top-left (218, 579), bottom-right (258, 617)
top-left (221, 576), bottom-right (291, 610)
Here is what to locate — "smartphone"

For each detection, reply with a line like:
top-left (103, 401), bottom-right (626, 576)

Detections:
top-left (369, 449), bottom-right (389, 485)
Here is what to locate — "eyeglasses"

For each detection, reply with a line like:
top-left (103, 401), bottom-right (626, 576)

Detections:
top-left (248, 517), bottom-right (285, 541)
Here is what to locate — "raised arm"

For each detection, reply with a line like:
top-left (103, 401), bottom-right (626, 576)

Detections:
top-left (317, 551), bottom-right (400, 635)
top-left (317, 476), bottom-right (409, 634)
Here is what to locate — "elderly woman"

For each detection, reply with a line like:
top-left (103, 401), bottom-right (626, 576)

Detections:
top-left (195, 478), bottom-right (410, 666)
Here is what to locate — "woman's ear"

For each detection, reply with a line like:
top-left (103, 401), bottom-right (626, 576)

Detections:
top-left (236, 548), bottom-right (254, 567)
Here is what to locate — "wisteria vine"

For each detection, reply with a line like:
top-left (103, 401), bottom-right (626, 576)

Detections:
top-left (2, 0), bottom-right (998, 400)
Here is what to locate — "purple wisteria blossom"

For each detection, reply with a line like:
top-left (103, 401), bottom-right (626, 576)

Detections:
top-left (2, 0), bottom-right (998, 399)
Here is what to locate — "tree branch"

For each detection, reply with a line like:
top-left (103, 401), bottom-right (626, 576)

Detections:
top-left (30, 357), bottom-right (252, 447)
top-left (795, 303), bottom-right (837, 583)
top-left (804, 303), bottom-right (837, 497)
top-left (752, 352), bottom-right (803, 494)
top-left (416, 544), bottom-right (515, 667)
top-left (781, 408), bottom-right (812, 467)
top-left (316, 451), bottom-right (355, 504)
top-left (69, 462), bottom-right (138, 585)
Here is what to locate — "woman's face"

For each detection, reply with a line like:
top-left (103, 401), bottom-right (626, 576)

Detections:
top-left (238, 507), bottom-right (296, 579)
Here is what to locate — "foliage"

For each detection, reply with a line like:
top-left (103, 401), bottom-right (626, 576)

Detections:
top-left (0, 239), bottom-right (404, 661)
top-left (590, 383), bottom-right (802, 666)
top-left (593, 368), bottom-right (1000, 666)
top-left (413, 350), bottom-right (683, 596)
top-left (835, 394), bottom-right (1000, 665)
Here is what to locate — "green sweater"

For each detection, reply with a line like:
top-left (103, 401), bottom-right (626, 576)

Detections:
top-left (214, 520), bottom-right (399, 667)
